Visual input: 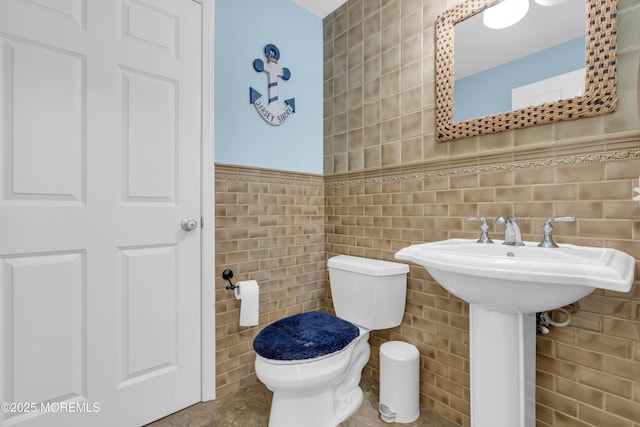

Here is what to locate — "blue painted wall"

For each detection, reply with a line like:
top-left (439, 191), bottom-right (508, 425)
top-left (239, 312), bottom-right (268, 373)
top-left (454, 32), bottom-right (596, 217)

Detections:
top-left (454, 37), bottom-right (585, 122)
top-left (215, 0), bottom-right (323, 174)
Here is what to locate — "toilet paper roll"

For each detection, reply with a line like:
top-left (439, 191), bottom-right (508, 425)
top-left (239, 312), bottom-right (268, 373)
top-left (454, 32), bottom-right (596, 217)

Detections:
top-left (234, 280), bottom-right (259, 326)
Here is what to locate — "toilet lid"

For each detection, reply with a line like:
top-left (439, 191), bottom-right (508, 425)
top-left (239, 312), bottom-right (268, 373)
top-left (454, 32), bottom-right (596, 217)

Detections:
top-left (253, 311), bottom-right (360, 361)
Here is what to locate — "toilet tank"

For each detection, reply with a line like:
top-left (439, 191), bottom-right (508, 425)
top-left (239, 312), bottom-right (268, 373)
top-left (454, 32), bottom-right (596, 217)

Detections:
top-left (327, 255), bottom-right (409, 330)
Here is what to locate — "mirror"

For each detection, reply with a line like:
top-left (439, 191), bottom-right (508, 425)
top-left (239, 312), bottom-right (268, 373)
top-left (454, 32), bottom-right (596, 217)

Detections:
top-left (454, 0), bottom-right (586, 122)
top-left (435, 0), bottom-right (618, 142)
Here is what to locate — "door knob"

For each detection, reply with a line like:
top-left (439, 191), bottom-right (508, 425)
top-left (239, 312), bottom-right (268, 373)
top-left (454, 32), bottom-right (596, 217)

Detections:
top-left (181, 217), bottom-right (198, 232)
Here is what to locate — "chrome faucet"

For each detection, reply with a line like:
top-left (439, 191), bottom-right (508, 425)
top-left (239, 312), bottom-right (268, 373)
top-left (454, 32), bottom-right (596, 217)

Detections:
top-left (538, 216), bottom-right (576, 248)
top-left (495, 216), bottom-right (524, 246)
top-left (464, 216), bottom-right (494, 243)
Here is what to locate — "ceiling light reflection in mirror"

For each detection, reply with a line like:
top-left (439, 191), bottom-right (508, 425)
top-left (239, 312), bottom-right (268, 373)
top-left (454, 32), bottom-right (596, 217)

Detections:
top-left (454, 0), bottom-right (585, 122)
top-left (483, 0), bottom-right (529, 29)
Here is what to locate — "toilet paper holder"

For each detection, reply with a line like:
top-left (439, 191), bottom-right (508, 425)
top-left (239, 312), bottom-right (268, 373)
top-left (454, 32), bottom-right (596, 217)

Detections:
top-left (222, 269), bottom-right (237, 290)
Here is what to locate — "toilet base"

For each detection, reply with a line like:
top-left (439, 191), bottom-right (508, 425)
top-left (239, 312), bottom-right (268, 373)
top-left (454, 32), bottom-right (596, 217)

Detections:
top-left (335, 386), bottom-right (364, 424)
top-left (262, 334), bottom-right (371, 427)
top-left (268, 385), bottom-right (363, 427)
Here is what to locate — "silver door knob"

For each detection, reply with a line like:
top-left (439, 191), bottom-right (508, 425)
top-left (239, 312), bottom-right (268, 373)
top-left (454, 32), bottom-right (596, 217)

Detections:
top-left (181, 217), bottom-right (198, 232)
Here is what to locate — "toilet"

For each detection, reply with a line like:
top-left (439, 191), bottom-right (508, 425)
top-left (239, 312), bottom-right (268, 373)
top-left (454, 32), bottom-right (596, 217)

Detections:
top-left (253, 255), bottom-right (409, 427)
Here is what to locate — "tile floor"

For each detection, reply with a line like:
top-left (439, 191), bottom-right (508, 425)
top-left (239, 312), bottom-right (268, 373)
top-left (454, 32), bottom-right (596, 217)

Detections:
top-left (146, 376), bottom-right (459, 427)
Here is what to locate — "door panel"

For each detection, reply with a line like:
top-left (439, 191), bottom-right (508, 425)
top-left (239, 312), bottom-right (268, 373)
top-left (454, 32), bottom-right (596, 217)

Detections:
top-left (120, 68), bottom-right (177, 203)
top-left (2, 36), bottom-right (85, 202)
top-left (121, 0), bottom-right (178, 57)
top-left (118, 244), bottom-right (178, 383)
top-left (20, 0), bottom-right (86, 29)
top-left (3, 252), bottom-right (85, 403)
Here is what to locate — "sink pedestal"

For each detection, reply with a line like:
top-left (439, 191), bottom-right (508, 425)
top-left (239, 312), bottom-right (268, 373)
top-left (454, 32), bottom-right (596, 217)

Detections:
top-left (470, 306), bottom-right (536, 427)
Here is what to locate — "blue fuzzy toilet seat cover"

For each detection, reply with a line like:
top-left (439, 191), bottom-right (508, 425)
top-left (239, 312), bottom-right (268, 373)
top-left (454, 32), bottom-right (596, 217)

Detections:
top-left (253, 311), bottom-right (360, 361)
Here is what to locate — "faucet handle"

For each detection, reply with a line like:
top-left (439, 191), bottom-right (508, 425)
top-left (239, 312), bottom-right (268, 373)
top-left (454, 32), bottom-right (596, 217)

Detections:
top-left (545, 216), bottom-right (576, 224)
top-left (538, 216), bottom-right (576, 248)
top-left (464, 216), bottom-right (493, 244)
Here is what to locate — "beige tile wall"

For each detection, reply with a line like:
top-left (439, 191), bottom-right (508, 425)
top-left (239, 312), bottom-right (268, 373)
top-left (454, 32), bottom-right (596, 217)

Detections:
top-left (323, 0), bottom-right (640, 174)
top-left (215, 157), bottom-right (640, 425)
top-left (214, 165), bottom-right (326, 396)
top-left (322, 0), bottom-right (640, 426)
top-left (324, 156), bottom-right (640, 426)
top-left (213, 1), bottom-right (640, 426)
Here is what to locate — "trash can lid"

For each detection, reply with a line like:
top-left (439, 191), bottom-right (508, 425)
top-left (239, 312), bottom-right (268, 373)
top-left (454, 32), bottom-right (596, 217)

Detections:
top-left (380, 341), bottom-right (419, 360)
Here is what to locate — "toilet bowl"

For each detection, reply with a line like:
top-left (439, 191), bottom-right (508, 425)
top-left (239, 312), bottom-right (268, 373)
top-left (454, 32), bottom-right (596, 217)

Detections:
top-left (253, 255), bottom-right (409, 427)
top-left (255, 325), bottom-right (371, 427)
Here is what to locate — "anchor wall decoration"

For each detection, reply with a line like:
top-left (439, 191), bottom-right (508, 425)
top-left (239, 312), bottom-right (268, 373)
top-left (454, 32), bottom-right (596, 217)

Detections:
top-left (249, 44), bottom-right (295, 126)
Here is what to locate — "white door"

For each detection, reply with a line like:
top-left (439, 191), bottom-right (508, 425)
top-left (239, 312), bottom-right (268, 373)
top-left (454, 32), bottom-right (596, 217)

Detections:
top-left (0, 1), bottom-right (202, 426)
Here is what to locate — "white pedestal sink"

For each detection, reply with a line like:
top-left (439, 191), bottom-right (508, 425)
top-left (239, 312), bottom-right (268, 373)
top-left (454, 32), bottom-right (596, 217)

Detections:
top-left (396, 239), bottom-right (635, 427)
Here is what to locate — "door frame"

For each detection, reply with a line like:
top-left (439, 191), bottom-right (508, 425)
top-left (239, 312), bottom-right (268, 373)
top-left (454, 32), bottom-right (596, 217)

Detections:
top-left (200, 0), bottom-right (216, 402)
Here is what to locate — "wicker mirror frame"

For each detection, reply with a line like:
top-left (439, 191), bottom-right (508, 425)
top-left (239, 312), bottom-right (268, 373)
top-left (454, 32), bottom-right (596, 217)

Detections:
top-left (435, 0), bottom-right (618, 142)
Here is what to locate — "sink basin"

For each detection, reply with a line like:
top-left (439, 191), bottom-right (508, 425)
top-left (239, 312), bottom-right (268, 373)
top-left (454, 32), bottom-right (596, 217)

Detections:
top-left (395, 238), bottom-right (635, 314)
top-left (396, 238), bottom-right (635, 427)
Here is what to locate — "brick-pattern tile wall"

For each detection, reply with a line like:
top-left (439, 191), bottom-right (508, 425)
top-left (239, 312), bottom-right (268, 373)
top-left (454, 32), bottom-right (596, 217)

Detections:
top-left (214, 165), bottom-right (326, 396)
top-left (325, 158), bottom-right (640, 426)
top-left (323, 0), bottom-right (640, 424)
top-left (212, 2), bottom-right (640, 426)
top-left (214, 156), bottom-right (639, 425)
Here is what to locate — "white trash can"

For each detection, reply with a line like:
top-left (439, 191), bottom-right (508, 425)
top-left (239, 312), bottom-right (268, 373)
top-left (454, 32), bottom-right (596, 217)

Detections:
top-left (379, 341), bottom-right (420, 423)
